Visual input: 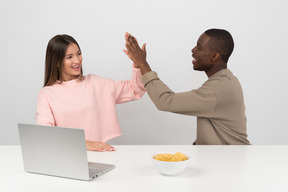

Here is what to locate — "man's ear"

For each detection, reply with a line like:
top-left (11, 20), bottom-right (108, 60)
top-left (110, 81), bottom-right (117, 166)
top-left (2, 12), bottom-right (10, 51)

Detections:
top-left (211, 52), bottom-right (221, 62)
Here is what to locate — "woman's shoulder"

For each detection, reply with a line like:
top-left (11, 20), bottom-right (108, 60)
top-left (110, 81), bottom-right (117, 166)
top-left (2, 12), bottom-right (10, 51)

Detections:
top-left (86, 74), bottom-right (114, 83)
top-left (85, 74), bottom-right (116, 90)
top-left (86, 74), bottom-right (101, 79)
top-left (38, 83), bottom-right (59, 95)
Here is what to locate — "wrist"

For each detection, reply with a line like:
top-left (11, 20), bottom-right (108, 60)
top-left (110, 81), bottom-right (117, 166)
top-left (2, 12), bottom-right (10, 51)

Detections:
top-left (138, 61), bottom-right (151, 75)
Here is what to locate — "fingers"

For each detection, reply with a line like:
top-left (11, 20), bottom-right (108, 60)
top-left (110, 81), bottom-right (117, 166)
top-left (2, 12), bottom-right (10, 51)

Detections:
top-left (125, 33), bottom-right (140, 52)
top-left (96, 142), bottom-right (115, 152)
top-left (125, 32), bottom-right (138, 43)
top-left (124, 44), bottom-right (133, 60)
top-left (86, 141), bottom-right (116, 152)
top-left (130, 35), bottom-right (139, 49)
top-left (127, 35), bottom-right (136, 51)
top-left (142, 43), bottom-right (146, 53)
top-left (123, 49), bottom-right (129, 56)
top-left (125, 32), bottom-right (130, 42)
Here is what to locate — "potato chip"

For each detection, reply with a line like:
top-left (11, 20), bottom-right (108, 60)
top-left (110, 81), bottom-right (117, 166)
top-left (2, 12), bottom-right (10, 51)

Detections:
top-left (153, 152), bottom-right (188, 162)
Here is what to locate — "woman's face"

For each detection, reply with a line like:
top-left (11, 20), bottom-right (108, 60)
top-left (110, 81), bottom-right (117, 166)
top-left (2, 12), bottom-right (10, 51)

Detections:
top-left (61, 43), bottom-right (83, 81)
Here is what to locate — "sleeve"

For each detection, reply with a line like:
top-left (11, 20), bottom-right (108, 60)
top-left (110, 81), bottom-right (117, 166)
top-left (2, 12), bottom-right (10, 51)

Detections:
top-left (35, 90), bottom-right (55, 126)
top-left (142, 71), bottom-right (217, 118)
top-left (114, 65), bottom-right (146, 104)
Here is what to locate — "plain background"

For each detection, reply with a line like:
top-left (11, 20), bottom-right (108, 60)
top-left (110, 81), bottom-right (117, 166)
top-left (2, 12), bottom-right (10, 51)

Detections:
top-left (1, 0), bottom-right (287, 145)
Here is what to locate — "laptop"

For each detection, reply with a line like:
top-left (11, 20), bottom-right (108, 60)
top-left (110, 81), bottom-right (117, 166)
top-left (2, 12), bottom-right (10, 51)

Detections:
top-left (18, 123), bottom-right (115, 181)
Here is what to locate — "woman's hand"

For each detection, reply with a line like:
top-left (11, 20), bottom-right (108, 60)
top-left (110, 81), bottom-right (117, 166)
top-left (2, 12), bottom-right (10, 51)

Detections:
top-left (86, 140), bottom-right (116, 152)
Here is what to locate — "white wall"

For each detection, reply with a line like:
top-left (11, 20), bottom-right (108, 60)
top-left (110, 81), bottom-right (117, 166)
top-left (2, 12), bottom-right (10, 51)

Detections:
top-left (1, 0), bottom-right (287, 145)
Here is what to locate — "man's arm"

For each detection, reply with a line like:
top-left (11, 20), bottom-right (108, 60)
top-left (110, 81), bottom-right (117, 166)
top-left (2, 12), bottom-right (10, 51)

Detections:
top-left (143, 71), bottom-right (216, 117)
top-left (123, 32), bottom-right (217, 117)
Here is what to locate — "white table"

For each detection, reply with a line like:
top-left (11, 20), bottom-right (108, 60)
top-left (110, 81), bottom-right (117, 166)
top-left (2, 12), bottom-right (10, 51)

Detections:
top-left (1, 145), bottom-right (288, 192)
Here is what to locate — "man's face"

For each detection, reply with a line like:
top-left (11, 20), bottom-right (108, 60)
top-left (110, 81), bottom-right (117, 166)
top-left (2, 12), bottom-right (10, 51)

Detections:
top-left (191, 33), bottom-right (214, 72)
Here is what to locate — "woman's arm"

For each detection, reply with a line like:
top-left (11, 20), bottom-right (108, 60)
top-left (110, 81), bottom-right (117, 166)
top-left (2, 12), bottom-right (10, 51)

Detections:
top-left (35, 90), bottom-right (55, 126)
top-left (114, 65), bottom-right (146, 104)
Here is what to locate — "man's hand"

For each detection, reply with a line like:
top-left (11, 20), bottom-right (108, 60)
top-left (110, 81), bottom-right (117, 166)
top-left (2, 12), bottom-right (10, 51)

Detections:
top-left (123, 32), bottom-right (151, 74)
top-left (86, 140), bottom-right (115, 152)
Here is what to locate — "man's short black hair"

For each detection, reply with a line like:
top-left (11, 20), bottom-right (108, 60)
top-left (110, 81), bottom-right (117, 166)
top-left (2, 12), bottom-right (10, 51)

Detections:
top-left (204, 29), bottom-right (234, 63)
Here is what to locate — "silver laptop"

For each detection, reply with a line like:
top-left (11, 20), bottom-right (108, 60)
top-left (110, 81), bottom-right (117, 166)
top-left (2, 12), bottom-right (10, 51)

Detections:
top-left (18, 123), bottom-right (115, 181)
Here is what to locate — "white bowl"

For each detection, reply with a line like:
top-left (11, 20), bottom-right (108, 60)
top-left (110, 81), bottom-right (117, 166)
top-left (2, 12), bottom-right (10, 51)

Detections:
top-left (152, 153), bottom-right (190, 176)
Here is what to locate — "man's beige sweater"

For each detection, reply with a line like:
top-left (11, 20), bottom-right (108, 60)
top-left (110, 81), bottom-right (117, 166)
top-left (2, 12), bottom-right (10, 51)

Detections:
top-left (142, 69), bottom-right (250, 145)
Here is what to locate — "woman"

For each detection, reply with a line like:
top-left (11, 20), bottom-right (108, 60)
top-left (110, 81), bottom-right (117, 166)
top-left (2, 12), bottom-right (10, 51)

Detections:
top-left (36, 34), bottom-right (146, 151)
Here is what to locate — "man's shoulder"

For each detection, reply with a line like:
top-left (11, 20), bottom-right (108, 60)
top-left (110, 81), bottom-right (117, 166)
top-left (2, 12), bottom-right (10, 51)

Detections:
top-left (205, 69), bottom-right (243, 96)
top-left (206, 69), bottom-right (237, 84)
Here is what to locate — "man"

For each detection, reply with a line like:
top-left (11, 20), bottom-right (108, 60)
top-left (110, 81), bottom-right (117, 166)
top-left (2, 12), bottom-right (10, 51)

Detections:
top-left (124, 29), bottom-right (250, 145)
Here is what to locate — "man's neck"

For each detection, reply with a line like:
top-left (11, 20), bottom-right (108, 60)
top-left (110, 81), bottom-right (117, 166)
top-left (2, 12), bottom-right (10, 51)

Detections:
top-left (205, 64), bottom-right (227, 77)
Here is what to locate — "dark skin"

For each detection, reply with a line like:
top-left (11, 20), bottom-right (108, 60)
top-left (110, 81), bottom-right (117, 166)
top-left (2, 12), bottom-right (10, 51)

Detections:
top-left (123, 32), bottom-right (151, 75)
top-left (124, 32), bottom-right (227, 77)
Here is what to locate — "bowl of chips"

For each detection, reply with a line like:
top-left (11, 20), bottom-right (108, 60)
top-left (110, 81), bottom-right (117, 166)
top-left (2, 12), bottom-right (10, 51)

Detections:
top-left (152, 152), bottom-right (190, 176)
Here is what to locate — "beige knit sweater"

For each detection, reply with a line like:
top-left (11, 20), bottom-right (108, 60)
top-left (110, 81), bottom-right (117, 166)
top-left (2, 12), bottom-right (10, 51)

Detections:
top-left (142, 69), bottom-right (250, 145)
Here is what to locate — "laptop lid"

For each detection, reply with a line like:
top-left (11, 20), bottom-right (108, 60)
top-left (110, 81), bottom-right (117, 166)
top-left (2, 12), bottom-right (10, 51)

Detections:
top-left (18, 123), bottom-right (92, 181)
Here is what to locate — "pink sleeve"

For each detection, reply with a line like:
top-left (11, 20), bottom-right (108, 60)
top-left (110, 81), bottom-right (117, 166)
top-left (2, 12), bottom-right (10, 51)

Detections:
top-left (35, 90), bottom-right (55, 126)
top-left (114, 66), bottom-right (146, 104)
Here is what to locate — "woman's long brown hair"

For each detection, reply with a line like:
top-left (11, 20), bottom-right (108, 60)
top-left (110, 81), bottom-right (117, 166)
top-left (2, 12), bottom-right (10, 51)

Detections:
top-left (44, 34), bottom-right (83, 86)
